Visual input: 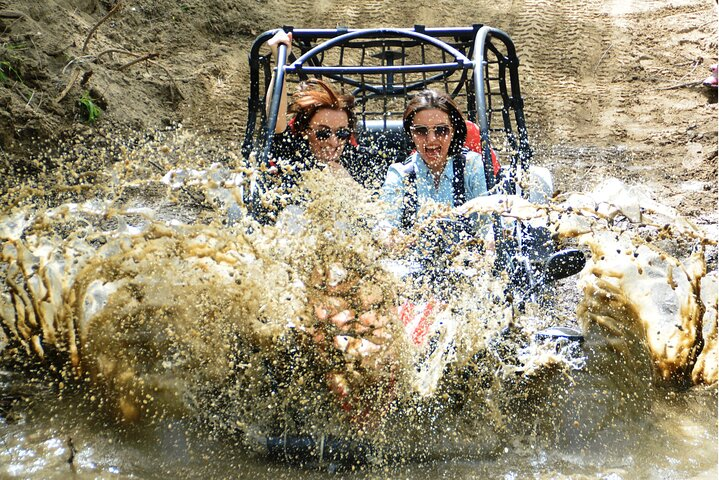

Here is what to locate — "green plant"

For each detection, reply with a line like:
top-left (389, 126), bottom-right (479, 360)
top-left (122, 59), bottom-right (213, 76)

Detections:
top-left (0, 42), bottom-right (25, 83)
top-left (78, 91), bottom-right (102, 123)
top-left (0, 60), bottom-right (14, 82)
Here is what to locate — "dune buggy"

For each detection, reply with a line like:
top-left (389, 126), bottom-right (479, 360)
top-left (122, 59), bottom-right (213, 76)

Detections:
top-left (239, 25), bottom-right (586, 465)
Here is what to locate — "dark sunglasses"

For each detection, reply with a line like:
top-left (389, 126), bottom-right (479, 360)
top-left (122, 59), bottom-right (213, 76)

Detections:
top-left (311, 127), bottom-right (352, 141)
top-left (410, 124), bottom-right (452, 138)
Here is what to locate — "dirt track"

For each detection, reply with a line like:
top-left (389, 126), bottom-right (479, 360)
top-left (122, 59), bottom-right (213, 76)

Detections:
top-left (1, 0), bottom-right (716, 219)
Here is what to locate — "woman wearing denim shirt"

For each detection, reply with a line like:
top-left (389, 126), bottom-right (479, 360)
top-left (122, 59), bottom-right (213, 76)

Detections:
top-left (379, 90), bottom-right (488, 233)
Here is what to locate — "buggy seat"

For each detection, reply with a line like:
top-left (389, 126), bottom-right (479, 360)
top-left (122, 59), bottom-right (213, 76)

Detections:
top-left (356, 119), bottom-right (412, 185)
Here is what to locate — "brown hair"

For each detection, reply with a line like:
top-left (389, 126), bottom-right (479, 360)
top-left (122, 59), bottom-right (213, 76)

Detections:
top-left (289, 79), bottom-right (356, 133)
top-left (403, 89), bottom-right (467, 156)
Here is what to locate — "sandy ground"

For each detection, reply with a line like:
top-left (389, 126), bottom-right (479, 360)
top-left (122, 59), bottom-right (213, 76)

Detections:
top-left (0, 0), bottom-right (716, 220)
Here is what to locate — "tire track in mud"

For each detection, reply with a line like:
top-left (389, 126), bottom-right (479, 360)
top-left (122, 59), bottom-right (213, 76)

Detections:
top-left (180, 42), bottom-right (256, 145)
top-left (505, 0), bottom-right (620, 141)
top-left (277, 0), bottom-right (396, 28)
top-left (605, 1), bottom-right (718, 214)
top-left (247, 0), bottom-right (626, 143)
top-left (275, 0), bottom-right (514, 33)
top-left (511, 0), bottom-right (717, 214)
top-left (506, 0), bottom-right (716, 151)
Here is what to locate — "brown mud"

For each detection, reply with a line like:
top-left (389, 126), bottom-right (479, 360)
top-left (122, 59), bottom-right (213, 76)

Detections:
top-left (1, 0), bottom-right (717, 219)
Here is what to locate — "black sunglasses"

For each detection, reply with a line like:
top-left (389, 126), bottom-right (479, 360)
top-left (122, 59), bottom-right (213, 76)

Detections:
top-left (410, 124), bottom-right (452, 138)
top-left (311, 127), bottom-right (352, 141)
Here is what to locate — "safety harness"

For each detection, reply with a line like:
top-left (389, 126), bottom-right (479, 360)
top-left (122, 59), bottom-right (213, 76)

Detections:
top-left (399, 150), bottom-right (467, 230)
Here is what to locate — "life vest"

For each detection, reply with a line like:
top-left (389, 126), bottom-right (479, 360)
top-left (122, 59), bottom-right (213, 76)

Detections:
top-left (464, 120), bottom-right (500, 176)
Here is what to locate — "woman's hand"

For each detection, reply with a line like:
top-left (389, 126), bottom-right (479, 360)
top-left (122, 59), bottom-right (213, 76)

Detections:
top-left (267, 29), bottom-right (292, 59)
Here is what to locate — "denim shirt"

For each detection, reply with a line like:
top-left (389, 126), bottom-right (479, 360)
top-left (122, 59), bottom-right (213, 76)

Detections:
top-left (380, 150), bottom-right (488, 229)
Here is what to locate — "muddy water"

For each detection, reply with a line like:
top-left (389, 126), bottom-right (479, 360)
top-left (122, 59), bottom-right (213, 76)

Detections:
top-left (1, 130), bottom-right (717, 479)
top-left (1, 373), bottom-right (715, 479)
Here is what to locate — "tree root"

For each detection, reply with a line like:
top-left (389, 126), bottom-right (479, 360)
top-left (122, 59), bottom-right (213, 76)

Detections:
top-left (117, 52), bottom-right (159, 71)
top-left (56, 2), bottom-right (185, 104)
top-left (657, 80), bottom-right (704, 91)
top-left (82, 1), bottom-right (124, 54)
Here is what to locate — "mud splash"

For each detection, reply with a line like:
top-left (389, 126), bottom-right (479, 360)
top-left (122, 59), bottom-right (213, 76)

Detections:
top-left (0, 129), bottom-right (717, 474)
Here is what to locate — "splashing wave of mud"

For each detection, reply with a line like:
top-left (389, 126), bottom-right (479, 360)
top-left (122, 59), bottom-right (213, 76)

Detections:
top-left (1, 129), bottom-right (716, 462)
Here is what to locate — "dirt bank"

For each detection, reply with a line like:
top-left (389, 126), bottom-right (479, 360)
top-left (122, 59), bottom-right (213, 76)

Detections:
top-left (1, 0), bottom-right (716, 218)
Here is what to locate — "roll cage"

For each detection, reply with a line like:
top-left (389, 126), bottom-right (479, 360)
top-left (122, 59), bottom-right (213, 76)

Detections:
top-left (241, 25), bottom-right (533, 195)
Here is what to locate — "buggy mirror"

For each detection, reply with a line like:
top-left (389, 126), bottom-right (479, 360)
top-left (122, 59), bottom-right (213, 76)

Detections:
top-left (507, 248), bottom-right (586, 313)
top-left (542, 249), bottom-right (586, 283)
